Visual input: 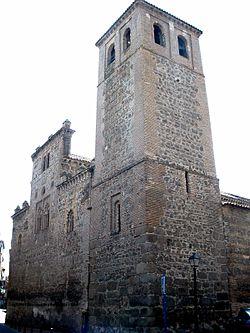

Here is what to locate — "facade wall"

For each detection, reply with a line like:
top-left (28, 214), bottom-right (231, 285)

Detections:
top-left (222, 205), bottom-right (250, 314)
top-left (7, 123), bottom-right (91, 333)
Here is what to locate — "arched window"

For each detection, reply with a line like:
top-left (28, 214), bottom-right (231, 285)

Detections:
top-left (42, 153), bottom-right (50, 172)
top-left (43, 203), bottom-right (50, 229)
top-left (153, 24), bottom-right (165, 46)
top-left (107, 44), bottom-right (115, 65)
top-left (67, 210), bottom-right (74, 233)
top-left (123, 28), bottom-right (131, 51)
top-left (178, 35), bottom-right (188, 58)
top-left (36, 208), bottom-right (42, 233)
top-left (111, 194), bottom-right (121, 235)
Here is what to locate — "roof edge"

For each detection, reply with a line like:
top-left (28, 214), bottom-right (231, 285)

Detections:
top-left (96, 0), bottom-right (202, 47)
top-left (12, 205), bottom-right (29, 219)
top-left (221, 192), bottom-right (250, 209)
top-left (31, 120), bottom-right (75, 161)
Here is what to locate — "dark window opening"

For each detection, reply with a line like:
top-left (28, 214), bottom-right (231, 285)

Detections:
top-left (185, 171), bottom-right (190, 193)
top-left (123, 28), bottom-right (131, 51)
top-left (42, 153), bottom-right (50, 172)
top-left (35, 199), bottom-right (50, 233)
top-left (107, 44), bottom-right (115, 65)
top-left (42, 156), bottom-right (46, 172)
top-left (67, 210), bottom-right (74, 233)
top-left (111, 194), bottom-right (121, 235)
top-left (43, 204), bottom-right (50, 229)
top-left (153, 24), bottom-right (165, 46)
top-left (46, 153), bottom-right (50, 168)
top-left (178, 35), bottom-right (188, 58)
top-left (114, 201), bottom-right (121, 234)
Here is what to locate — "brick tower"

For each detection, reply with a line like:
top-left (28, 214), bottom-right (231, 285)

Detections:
top-left (90, 0), bottom-right (229, 331)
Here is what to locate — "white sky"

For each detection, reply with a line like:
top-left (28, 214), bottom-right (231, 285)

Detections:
top-left (0, 0), bottom-right (249, 274)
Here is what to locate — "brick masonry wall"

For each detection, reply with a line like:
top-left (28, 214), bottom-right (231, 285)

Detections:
top-left (90, 162), bottom-right (164, 332)
top-left (7, 127), bottom-right (91, 333)
top-left (89, 161), bottom-right (230, 332)
top-left (153, 54), bottom-right (216, 176)
top-left (222, 205), bottom-right (250, 313)
top-left (146, 160), bottom-right (229, 317)
top-left (90, 2), bottom-right (229, 331)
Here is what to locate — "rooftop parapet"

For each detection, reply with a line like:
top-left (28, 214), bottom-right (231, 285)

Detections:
top-left (31, 120), bottom-right (75, 161)
top-left (12, 201), bottom-right (30, 219)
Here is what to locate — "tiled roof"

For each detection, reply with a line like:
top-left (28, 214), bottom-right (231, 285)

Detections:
top-left (96, 0), bottom-right (202, 47)
top-left (221, 192), bottom-right (250, 209)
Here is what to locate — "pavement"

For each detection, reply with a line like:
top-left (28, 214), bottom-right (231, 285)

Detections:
top-left (0, 324), bottom-right (19, 333)
top-left (0, 309), bottom-right (19, 333)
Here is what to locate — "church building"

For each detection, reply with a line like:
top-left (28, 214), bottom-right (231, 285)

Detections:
top-left (7, 1), bottom-right (250, 332)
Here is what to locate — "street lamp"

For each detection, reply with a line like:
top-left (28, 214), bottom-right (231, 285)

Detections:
top-left (189, 252), bottom-right (200, 332)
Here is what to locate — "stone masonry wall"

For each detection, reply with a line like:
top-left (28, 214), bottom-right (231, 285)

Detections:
top-left (90, 1), bottom-right (228, 331)
top-left (7, 125), bottom-right (91, 333)
top-left (145, 160), bottom-right (229, 323)
top-left (153, 53), bottom-right (216, 177)
top-left (101, 59), bottom-right (135, 180)
top-left (222, 205), bottom-right (250, 314)
top-left (90, 162), bottom-right (165, 332)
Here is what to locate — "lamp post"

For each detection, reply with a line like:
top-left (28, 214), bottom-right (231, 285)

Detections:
top-left (189, 252), bottom-right (200, 332)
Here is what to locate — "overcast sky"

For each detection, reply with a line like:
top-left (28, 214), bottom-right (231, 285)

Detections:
top-left (0, 0), bottom-right (249, 274)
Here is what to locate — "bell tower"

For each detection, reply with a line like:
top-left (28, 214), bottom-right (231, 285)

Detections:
top-left (90, 0), bottom-right (229, 330)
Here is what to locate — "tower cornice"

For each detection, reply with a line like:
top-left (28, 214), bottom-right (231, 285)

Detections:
top-left (95, 0), bottom-right (202, 48)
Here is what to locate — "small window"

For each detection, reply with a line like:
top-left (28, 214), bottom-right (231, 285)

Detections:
top-left (114, 201), bottom-right (121, 233)
top-left (46, 153), bottom-right (50, 168)
top-left (67, 210), bottom-right (74, 233)
top-left (17, 234), bottom-right (22, 252)
top-left (178, 35), bottom-right (188, 58)
top-left (185, 171), bottom-right (190, 193)
top-left (107, 43), bottom-right (115, 65)
top-left (43, 203), bottom-right (50, 229)
top-left (111, 194), bottom-right (121, 235)
top-left (42, 153), bottom-right (50, 172)
top-left (153, 24), bottom-right (165, 46)
top-left (123, 28), bottom-right (131, 51)
top-left (42, 156), bottom-right (46, 172)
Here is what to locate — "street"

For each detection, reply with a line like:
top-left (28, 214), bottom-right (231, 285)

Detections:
top-left (0, 309), bottom-right (19, 333)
